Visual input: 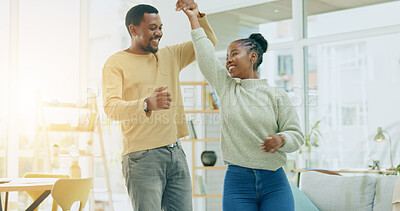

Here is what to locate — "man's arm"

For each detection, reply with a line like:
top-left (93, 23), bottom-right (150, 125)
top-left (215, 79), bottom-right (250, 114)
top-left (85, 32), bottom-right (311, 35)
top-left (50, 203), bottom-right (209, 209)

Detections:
top-left (199, 14), bottom-right (217, 46)
top-left (102, 65), bottom-right (148, 121)
top-left (102, 64), bottom-right (172, 120)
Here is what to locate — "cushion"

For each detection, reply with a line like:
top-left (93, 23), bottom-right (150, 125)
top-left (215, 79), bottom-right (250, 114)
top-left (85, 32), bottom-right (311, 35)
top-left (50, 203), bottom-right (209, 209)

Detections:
top-left (374, 176), bottom-right (399, 211)
top-left (289, 181), bottom-right (319, 211)
top-left (300, 171), bottom-right (377, 211)
top-left (394, 177), bottom-right (400, 211)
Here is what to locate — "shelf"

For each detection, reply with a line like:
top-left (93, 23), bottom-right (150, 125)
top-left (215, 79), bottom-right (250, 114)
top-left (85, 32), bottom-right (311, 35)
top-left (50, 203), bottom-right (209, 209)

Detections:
top-left (92, 188), bottom-right (109, 193)
top-left (185, 110), bottom-right (219, 113)
top-left (38, 152), bottom-right (103, 158)
top-left (39, 126), bottom-right (95, 133)
top-left (78, 153), bottom-right (102, 158)
top-left (193, 194), bottom-right (222, 198)
top-left (41, 102), bottom-right (90, 109)
top-left (195, 166), bottom-right (227, 170)
top-left (182, 81), bottom-right (223, 201)
top-left (53, 154), bottom-right (102, 158)
top-left (181, 139), bottom-right (220, 142)
top-left (274, 75), bottom-right (290, 82)
top-left (37, 96), bottom-right (114, 210)
top-left (47, 128), bottom-right (94, 132)
top-left (180, 81), bottom-right (209, 85)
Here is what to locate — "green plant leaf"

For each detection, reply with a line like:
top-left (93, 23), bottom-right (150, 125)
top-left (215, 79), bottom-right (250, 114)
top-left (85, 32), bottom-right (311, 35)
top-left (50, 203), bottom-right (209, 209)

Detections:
top-left (316, 129), bottom-right (322, 137)
top-left (304, 120), bottom-right (322, 150)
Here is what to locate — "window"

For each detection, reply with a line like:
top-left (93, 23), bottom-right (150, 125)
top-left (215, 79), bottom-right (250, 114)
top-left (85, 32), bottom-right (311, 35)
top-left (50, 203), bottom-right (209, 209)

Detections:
top-left (277, 55), bottom-right (294, 92)
top-left (307, 33), bottom-right (400, 168)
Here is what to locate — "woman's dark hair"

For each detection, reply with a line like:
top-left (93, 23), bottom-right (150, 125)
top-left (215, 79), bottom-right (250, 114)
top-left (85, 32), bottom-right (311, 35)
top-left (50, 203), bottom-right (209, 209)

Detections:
top-left (125, 4), bottom-right (158, 37)
top-left (234, 33), bottom-right (268, 71)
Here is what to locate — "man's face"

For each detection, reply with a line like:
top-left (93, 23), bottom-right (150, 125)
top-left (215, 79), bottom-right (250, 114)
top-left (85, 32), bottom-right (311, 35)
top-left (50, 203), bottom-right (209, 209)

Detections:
top-left (133, 13), bottom-right (163, 54)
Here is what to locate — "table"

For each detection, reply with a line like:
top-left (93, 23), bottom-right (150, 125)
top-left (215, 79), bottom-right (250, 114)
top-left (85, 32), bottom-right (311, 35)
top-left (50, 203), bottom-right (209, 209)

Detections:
top-left (0, 178), bottom-right (58, 211)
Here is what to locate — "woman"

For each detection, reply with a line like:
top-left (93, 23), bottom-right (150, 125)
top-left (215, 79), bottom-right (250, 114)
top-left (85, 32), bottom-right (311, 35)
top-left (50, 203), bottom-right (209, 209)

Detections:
top-left (181, 4), bottom-right (304, 211)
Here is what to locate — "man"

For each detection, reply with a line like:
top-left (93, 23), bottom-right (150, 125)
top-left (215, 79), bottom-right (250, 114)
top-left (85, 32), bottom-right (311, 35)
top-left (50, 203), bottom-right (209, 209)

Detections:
top-left (101, 1), bottom-right (217, 210)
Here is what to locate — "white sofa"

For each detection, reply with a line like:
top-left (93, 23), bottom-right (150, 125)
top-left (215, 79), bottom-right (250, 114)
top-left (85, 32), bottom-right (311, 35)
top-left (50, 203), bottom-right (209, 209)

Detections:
top-left (296, 171), bottom-right (400, 211)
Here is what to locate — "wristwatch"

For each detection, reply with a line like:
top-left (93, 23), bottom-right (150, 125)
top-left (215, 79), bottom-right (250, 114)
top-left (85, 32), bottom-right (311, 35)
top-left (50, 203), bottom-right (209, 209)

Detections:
top-left (198, 12), bottom-right (205, 18)
top-left (143, 98), bottom-right (150, 112)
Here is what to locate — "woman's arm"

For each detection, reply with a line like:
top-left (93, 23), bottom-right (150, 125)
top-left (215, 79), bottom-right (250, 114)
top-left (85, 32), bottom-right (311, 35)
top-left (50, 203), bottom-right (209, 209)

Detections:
top-left (183, 4), bottom-right (230, 95)
top-left (259, 89), bottom-right (305, 154)
top-left (275, 90), bottom-right (305, 153)
top-left (181, 3), bottom-right (200, 29)
top-left (173, 14), bottom-right (218, 71)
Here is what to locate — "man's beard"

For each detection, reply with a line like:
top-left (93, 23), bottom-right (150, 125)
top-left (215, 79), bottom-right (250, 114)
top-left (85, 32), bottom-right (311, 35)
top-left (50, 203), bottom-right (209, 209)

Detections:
top-left (143, 45), bottom-right (158, 54)
top-left (142, 37), bottom-right (160, 54)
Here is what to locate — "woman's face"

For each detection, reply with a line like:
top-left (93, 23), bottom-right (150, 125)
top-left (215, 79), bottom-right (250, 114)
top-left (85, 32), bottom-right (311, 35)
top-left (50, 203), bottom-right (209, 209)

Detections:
top-left (226, 41), bottom-right (257, 79)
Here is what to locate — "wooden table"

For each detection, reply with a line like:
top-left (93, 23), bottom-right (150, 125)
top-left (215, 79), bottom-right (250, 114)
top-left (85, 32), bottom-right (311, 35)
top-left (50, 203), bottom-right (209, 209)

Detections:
top-left (0, 178), bottom-right (58, 211)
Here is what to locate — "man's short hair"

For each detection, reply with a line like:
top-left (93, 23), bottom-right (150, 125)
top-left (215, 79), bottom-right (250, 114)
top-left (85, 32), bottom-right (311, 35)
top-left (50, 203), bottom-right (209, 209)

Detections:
top-left (125, 4), bottom-right (159, 36)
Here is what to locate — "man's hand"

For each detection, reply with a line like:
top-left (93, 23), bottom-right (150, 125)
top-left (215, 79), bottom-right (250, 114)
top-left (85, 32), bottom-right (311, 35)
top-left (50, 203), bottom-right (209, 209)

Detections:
top-left (175, 0), bottom-right (196, 11)
top-left (146, 85), bottom-right (172, 111)
top-left (259, 134), bottom-right (286, 154)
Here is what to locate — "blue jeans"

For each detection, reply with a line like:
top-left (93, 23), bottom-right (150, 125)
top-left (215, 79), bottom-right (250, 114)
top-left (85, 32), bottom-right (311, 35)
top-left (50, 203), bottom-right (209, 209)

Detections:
top-left (223, 165), bottom-right (294, 211)
top-left (121, 141), bottom-right (192, 211)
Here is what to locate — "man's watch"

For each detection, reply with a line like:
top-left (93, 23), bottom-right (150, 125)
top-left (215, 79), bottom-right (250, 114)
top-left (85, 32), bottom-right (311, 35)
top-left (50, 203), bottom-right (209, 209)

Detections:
top-left (143, 98), bottom-right (150, 112)
top-left (198, 12), bottom-right (205, 18)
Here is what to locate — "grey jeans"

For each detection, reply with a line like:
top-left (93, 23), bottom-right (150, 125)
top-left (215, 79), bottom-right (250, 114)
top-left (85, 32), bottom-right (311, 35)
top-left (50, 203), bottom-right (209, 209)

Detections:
top-left (122, 141), bottom-right (192, 211)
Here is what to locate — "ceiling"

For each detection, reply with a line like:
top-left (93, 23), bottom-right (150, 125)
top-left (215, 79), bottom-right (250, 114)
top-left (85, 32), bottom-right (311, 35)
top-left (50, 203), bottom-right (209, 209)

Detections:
top-left (210, 0), bottom-right (397, 27)
top-left (207, 0), bottom-right (397, 51)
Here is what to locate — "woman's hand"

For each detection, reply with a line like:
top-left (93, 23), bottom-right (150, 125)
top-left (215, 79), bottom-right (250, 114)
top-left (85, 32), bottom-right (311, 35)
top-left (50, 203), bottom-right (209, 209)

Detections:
top-left (259, 134), bottom-right (286, 154)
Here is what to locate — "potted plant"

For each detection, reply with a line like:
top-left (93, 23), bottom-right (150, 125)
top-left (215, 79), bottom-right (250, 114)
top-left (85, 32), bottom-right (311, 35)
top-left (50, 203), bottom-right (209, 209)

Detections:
top-left (297, 120), bottom-right (321, 168)
top-left (393, 164), bottom-right (400, 175)
top-left (300, 120), bottom-right (322, 154)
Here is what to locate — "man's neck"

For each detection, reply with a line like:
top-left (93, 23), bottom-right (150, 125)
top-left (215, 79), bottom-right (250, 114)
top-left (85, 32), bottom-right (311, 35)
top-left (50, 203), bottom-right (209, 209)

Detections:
top-left (125, 44), bottom-right (150, 55)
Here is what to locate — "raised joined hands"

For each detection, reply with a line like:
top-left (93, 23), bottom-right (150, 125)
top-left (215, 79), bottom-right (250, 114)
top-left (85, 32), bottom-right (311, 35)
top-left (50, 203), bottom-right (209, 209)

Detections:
top-left (175, 0), bottom-right (196, 11)
top-left (182, 2), bottom-right (199, 19)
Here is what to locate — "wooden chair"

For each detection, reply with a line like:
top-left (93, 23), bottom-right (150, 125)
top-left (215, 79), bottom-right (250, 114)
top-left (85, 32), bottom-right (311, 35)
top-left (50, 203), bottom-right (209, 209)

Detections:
top-left (24, 173), bottom-right (70, 211)
top-left (51, 178), bottom-right (93, 211)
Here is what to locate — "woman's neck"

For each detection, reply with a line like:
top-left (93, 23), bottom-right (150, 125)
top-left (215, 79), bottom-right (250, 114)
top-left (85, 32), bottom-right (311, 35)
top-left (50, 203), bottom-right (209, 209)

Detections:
top-left (242, 70), bottom-right (259, 79)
